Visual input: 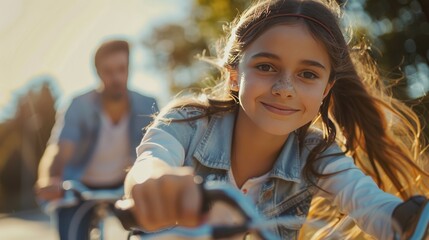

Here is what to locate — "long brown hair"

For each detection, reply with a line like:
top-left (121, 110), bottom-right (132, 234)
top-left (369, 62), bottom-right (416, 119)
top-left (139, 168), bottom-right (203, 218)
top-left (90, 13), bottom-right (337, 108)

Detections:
top-left (163, 0), bottom-right (428, 236)
top-left (170, 0), bottom-right (428, 195)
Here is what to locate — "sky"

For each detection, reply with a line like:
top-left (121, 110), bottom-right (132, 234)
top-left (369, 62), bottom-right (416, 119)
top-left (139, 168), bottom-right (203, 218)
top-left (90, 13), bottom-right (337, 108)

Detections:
top-left (0, 0), bottom-right (191, 121)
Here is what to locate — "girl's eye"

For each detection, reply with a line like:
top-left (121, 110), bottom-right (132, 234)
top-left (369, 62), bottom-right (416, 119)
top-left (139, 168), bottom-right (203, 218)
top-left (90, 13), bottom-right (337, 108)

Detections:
top-left (298, 71), bottom-right (318, 79)
top-left (256, 64), bottom-right (276, 72)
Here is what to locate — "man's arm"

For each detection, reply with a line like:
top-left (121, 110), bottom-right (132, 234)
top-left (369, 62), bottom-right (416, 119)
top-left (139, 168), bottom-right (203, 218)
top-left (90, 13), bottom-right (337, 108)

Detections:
top-left (35, 141), bottom-right (76, 200)
top-left (35, 98), bottom-right (81, 201)
top-left (38, 141), bottom-right (76, 180)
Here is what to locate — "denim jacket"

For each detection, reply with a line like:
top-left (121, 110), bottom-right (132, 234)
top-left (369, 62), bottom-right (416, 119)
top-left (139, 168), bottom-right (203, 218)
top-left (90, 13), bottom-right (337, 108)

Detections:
top-left (50, 90), bottom-right (158, 181)
top-left (135, 107), bottom-right (402, 239)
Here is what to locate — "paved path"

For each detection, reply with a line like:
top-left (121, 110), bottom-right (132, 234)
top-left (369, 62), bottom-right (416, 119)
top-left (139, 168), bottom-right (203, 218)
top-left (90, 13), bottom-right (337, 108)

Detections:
top-left (0, 209), bottom-right (129, 240)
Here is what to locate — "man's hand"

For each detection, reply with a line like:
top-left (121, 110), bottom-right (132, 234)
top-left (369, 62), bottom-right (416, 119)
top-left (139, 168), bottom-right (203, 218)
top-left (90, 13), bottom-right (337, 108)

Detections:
top-left (34, 177), bottom-right (64, 201)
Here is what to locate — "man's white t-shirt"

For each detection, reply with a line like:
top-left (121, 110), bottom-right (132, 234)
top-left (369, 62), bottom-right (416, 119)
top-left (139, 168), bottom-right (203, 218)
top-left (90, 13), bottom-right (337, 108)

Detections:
top-left (81, 112), bottom-right (133, 187)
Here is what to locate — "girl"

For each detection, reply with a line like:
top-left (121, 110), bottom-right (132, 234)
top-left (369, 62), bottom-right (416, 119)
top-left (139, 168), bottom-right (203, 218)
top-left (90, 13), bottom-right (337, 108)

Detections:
top-left (125, 0), bottom-right (429, 239)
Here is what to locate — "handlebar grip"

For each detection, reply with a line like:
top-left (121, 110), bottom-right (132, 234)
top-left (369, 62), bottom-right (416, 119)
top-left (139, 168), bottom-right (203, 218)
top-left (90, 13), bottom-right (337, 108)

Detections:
top-left (197, 176), bottom-right (211, 214)
top-left (212, 225), bottom-right (248, 238)
top-left (114, 199), bottom-right (140, 231)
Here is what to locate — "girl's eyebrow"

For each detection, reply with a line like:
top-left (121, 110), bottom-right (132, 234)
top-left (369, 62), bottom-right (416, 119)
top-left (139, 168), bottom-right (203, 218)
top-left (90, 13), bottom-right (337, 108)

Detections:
top-left (250, 52), bottom-right (280, 60)
top-left (301, 60), bottom-right (327, 70)
top-left (250, 52), bottom-right (327, 70)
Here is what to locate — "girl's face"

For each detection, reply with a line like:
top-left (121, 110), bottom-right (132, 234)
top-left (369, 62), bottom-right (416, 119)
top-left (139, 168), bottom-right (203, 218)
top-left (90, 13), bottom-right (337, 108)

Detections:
top-left (232, 23), bottom-right (333, 136)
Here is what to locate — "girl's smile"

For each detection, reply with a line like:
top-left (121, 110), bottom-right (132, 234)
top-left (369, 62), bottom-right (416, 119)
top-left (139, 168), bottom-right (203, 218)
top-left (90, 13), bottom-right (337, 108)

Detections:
top-left (260, 102), bottom-right (300, 116)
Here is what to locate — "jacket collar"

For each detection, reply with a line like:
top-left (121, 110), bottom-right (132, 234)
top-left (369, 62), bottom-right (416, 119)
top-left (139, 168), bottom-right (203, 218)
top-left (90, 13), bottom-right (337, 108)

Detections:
top-left (90, 89), bottom-right (141, 114)
top-left (193, 111), bottom-right (302, 183)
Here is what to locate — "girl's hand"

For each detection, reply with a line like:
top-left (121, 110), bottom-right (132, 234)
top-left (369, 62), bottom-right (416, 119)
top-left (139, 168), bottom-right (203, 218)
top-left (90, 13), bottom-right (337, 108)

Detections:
top-left (130, 167), bottom-right (202, 232)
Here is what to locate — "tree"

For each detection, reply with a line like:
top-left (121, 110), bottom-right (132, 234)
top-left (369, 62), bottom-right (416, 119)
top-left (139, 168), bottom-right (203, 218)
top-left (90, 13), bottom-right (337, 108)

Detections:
top-left (0, 80), bottom-right (56, 212)
top-left (347, 0), bottom-right (429, 140)
top-left (142, 0), bottom-right (250, 95)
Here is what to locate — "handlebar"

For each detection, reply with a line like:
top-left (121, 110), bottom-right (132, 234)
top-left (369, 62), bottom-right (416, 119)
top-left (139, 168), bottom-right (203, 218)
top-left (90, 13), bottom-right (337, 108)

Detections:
top-left (42, 180), bottom-right (124, 214)
top-left (112, 180), bottom-right (429, 240)
top-left (114, 182), bottom-right (289, 240)
top-left (408, 201), bottom-right (429, 240)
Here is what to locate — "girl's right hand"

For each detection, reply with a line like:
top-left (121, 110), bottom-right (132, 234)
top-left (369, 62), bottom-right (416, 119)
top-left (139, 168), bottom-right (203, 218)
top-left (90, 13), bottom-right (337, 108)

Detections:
top-left (129, 167), bottom-right (203, 232)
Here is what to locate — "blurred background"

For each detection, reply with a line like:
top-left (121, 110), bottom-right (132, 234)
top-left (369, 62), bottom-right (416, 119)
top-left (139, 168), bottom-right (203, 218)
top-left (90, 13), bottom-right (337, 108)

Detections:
top-left (0, 0), bottom-right (428, 239)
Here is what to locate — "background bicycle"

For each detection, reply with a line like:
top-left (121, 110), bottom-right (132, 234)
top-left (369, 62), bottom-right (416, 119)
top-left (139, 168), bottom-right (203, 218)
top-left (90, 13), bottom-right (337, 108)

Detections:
top-left (42, 180), bottom-right (128, 240)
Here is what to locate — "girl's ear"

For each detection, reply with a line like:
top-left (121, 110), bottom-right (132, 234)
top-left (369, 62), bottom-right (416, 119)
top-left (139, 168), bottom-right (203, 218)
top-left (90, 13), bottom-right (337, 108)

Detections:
top-left (227, 67), bottom-right (239, 91)
top-left (323, 81), bottom-right (335, 98)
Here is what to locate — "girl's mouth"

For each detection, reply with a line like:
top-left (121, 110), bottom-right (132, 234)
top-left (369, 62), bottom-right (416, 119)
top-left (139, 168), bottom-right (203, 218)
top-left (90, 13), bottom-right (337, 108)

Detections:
top-left (261, 102), bottom-right (300, 115)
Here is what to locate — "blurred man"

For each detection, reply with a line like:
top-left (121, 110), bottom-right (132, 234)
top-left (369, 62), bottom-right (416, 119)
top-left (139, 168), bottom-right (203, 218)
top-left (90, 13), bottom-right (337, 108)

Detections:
top-left (35, 39), bottom-right (158, 240)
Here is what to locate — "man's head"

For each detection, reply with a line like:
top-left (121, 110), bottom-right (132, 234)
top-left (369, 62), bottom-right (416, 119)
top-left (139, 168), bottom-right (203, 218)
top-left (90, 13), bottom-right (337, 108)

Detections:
top-left (95, 40), bottom-right (130, 100)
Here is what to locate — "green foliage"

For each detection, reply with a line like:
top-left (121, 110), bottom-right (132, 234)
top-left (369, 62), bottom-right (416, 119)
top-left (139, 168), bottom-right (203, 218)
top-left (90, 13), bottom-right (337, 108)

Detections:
top-left (194, 0), bottom-right (251, 40)
top-left (345, 0), bottom-right (429, 140)
top-left (142, 0), bottom-right (250, 94)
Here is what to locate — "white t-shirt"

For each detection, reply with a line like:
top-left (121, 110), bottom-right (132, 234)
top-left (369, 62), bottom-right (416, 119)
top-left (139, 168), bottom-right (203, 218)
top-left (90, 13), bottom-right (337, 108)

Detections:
top-left (81, 112), bottom-right (133, 187)
top-left (228, 169), bottom-right (270, 203)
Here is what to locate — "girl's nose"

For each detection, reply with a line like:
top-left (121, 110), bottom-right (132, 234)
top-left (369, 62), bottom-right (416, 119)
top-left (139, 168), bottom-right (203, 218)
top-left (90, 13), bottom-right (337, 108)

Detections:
top-left (271, 76), bottom-right (295, 98)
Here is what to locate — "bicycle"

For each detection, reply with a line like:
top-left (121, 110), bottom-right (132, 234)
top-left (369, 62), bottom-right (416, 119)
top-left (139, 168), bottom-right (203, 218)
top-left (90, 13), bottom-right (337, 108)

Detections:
top-left (114, 181), bottom-right (429, 240)
top-left (42, 180), bottom-right (125, 240)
